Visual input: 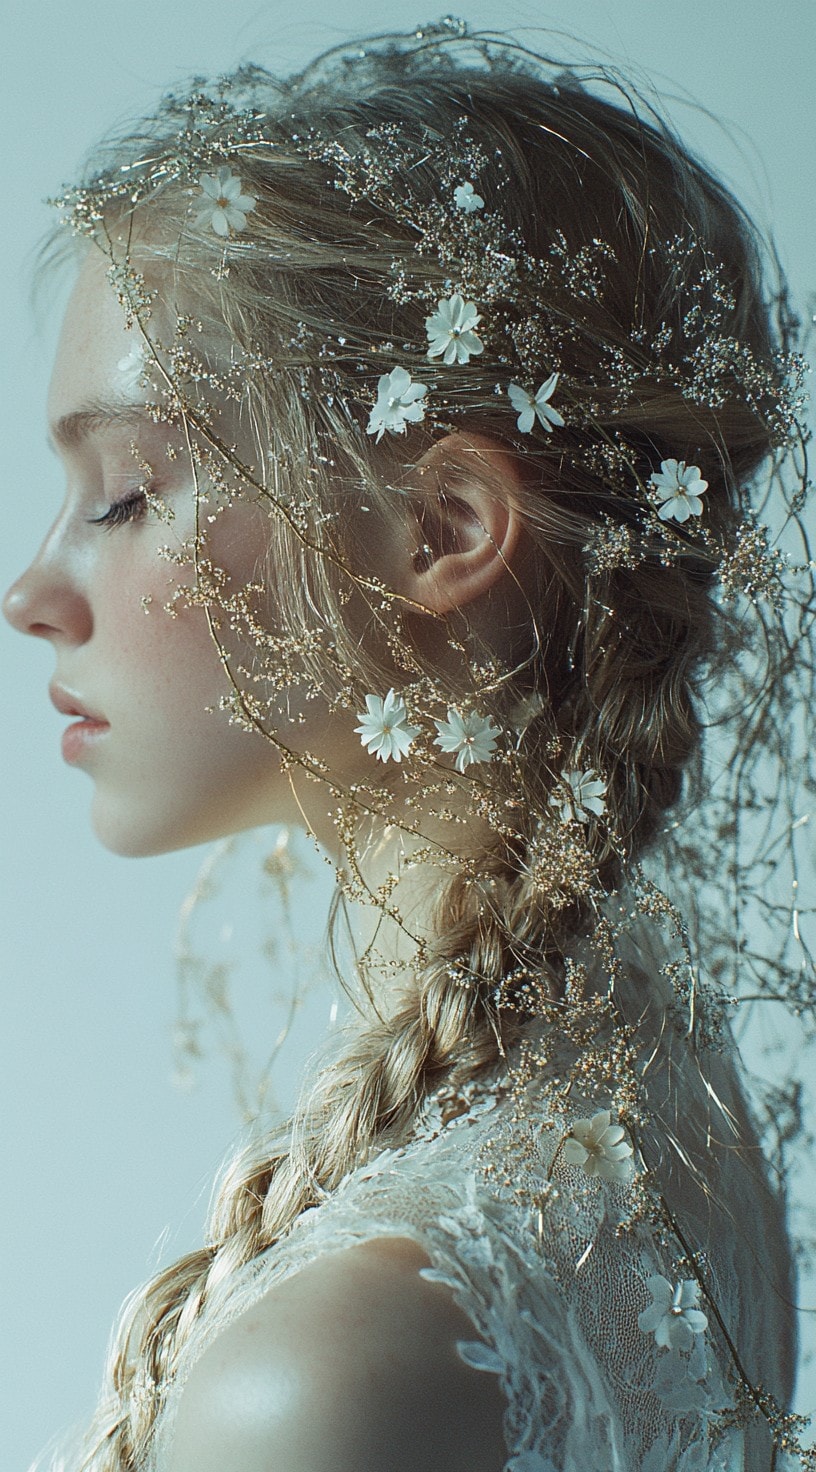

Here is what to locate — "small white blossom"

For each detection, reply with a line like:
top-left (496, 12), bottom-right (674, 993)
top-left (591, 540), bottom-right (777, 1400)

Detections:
top-left (508, 373), bottom-right (565, 434)
top-left (195, 167), bottom-right (257, 237)
top-left (354, 689), bottom-right (420, 763)
top-left (453, 181), bottom-right (485, 213)
top-left (551, 769), bottom-right (607, 824)
top-left (648, 459), bottom-right (709, 523)
top-left (638, 1276), bottom-right (709, 1352)
top-left (426, 294), bottom-right (485, 365)
top-left (433, 708), bottom-right (501, 772)
top-left (562, 1109), bottom-right (633, 1182)
top-left (367, 367), bottom-right (428, 441)
top-left (116, 341), bottom-right (146, 391)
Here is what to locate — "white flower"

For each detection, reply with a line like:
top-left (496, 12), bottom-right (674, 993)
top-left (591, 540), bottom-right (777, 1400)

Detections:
top-left (366, 367), bottom-right (428, 441)
top-left (648, 459), bottom-right (709, 523)
top-left (562, 1109), bottom-right (633, 1182)
top-left (433, 708), bottom-right (501, 772)
top-left (550, 769), bottom-right (607, 824)
top-left (638, 1276), bottom-right (709, 1352)
top-left (508, 373), bottom-right (565, 434)
top-left (195, 167), bottom-right (257, 237)
top-left (116, 341), bottom-right (146, 391)
top-left (354, 689), bottom-right (420, 763)
top-left (425, 294), bottom-right (485, 365)
top-left (453, 181), bottom-right (485, 213)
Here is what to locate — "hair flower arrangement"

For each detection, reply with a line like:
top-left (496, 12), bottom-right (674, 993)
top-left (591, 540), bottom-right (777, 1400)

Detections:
top-left (433, 707), bottom-right (501, 772)
top-left (194, 166), bottom-right (256, 237)
top-left (648, 459), bottom-right (709, 523)
top-left (425, 294), bottom-right (485, 365)
top-left (550, 770), bottom-right (607, 824)
top-left (355, 690), bottom-right (421, 763)
top-left (638, 1276), bottom-right (709, 1352)
top-left (453, 181), bottom-right (485, 213)
top-left (508, 373), bottom-right (564, 434)
top-left (367, 367), bottom-right (428, 441)
top-left (562, 1109), bottom-right (634, 1182)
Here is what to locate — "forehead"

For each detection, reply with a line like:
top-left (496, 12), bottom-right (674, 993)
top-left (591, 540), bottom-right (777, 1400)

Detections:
top-left (48, 253), bottom-right (132, 421)
top-left (45, 249), bottom-right (250, 475)
top-left (47, 249), bottom-right (180, 439)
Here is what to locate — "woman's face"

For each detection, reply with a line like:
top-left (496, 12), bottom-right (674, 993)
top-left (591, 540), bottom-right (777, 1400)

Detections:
top-left (3, 251), bottom-right (370, 856)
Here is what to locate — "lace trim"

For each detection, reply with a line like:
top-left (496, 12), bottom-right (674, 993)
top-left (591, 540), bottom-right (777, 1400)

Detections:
top-left (143, 1060), bottom-right (784, 1472)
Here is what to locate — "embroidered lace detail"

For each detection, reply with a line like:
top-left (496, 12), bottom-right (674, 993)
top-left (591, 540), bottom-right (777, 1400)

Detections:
top-left (142, 1038), bottom-right (794, 1472)
top-left (409, 1068), bottom-right (507, 1143)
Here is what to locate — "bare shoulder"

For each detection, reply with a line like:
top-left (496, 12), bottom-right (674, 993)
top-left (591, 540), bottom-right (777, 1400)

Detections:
top-left (167, 1236), bottom-right (508, 1472)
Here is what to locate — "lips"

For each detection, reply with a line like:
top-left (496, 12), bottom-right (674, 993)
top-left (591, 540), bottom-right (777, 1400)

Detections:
top-left (49, 682), bottom-right (109, 725)
top-left (51, 683), bottom-right (111, 768)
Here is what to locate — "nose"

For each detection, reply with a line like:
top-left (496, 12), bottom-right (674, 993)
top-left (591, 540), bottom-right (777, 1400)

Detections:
top-left (3, 541), bottom-right (92, 645)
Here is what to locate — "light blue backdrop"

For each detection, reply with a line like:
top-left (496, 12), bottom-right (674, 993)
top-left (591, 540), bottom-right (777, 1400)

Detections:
top-left (1, 2), bottom-right (814, 1468)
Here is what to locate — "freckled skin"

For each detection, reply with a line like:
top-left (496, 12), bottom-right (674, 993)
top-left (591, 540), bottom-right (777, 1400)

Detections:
top-left (4, 249), bottom-right (528, 865)
top-left (3, 253), bottom-right (370, 857)
top-left (2, 255), bottom-right (519, 1469)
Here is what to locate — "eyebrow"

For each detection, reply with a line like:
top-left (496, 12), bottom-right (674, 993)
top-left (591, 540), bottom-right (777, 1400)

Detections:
top-left (48, 399), bottom-right (157, 452)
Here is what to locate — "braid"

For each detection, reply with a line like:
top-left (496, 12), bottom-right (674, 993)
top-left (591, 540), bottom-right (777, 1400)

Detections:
top-left (69, 881), bottom-right (513, 1471)
top-left (38, 26), bottom-right (795, 1472)
top-left (572, 561), bottom-right (713, 852)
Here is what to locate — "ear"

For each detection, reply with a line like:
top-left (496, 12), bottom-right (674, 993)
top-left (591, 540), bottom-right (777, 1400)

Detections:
top-left (402, 434), bottom-right (526, 615)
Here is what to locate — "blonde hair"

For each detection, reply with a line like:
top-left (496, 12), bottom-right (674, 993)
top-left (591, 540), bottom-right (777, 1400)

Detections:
top-left (44, 36), bottom-right (796, 1469)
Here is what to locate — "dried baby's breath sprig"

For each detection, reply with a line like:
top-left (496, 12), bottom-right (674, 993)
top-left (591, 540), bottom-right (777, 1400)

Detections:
top-left (42, 27), bottom-right (816, 1468)
top-left (521, 818), bottom-right (598, 910)
top-left (717, 508), bottom-right (789, 609)
top-left (584, 517), bottom-right (645, 575)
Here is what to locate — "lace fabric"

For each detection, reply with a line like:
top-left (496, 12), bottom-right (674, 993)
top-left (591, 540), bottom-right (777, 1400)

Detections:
top-left (142, 1015), bottom-right (795, 1472)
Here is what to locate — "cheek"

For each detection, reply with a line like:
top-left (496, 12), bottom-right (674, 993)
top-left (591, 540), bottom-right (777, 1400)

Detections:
top-left (88, 548), bottom-right (283, 855)
top-left (92, 529), bottom-right (259, 826)
top-left (84, 504), bottom-right (367, 857)
top-left (97, 540), bottom-right (220, 709)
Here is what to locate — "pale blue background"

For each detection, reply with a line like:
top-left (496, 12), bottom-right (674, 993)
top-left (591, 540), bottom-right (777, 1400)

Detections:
top-left (1, 2), bottom-right (814, 1468)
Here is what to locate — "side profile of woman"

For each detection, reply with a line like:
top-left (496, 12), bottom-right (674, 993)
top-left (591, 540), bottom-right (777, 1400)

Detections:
top-left (5, 22), bottom-right (814, 1471)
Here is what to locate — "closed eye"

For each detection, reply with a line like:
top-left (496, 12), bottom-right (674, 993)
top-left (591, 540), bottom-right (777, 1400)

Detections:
top-left (87, 489), bottom-right (149, 530)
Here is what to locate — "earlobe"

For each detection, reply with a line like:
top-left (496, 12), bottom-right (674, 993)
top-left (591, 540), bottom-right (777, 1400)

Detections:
top-left (405, 435), bottom-right (525, 615)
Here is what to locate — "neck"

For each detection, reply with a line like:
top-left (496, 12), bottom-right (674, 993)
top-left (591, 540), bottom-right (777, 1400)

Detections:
top-left (306, 775), bottom-right (494, 1007)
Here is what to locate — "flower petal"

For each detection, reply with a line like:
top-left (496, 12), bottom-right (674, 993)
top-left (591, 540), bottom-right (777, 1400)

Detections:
top-left (562, 1138), bottom-right (589, 1167)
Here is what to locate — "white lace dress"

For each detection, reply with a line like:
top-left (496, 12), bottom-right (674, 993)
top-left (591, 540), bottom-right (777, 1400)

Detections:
top-left (144, 1021), bottom-right (796, 1472)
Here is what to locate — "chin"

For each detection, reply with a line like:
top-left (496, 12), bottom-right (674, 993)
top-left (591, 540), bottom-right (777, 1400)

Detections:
top-left (91, 794), bottom-right (211, 858)
top-left (89, 788), bottom-right (266, 857)
top-left (91, 814), bottom-right (192, 859)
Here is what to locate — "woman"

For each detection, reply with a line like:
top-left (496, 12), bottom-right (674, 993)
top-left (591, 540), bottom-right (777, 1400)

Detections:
top-left (5, 21), bottom-right (813, 1470)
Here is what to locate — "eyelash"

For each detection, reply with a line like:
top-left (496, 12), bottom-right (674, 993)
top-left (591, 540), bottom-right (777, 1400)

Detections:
top-left (87, 488), bottom-right (149, 531)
